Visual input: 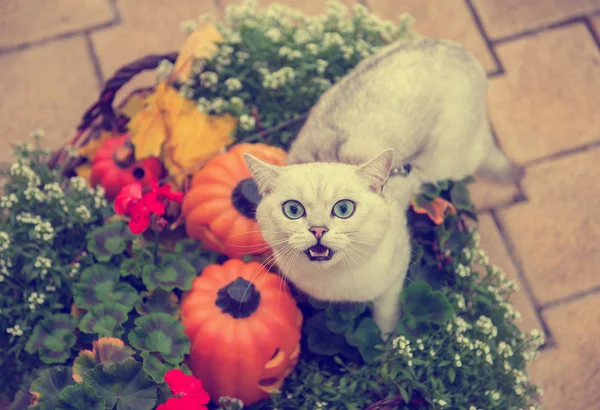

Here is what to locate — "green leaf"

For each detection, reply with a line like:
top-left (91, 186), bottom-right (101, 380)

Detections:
top-left (140, 351), bottom-right (189, 383)
top-left (73, 337), bottom-right (136, 383)
top-left (86, 221), bottom-right (133, 262)
top-left (128, 313), bottom-right (190, 364)
top-left (448, 367), bottom-right (456, 383)
top-left (25, 314), bottom-right (77, 364)
top-left (450, 181), bottom-right (473, 211)
top-left (421, 182), bottom-right (441, 199)
top-left (55, 383), bottom-right (105, 410)
top-left (142, 256), bottom-right (196, 292)
top-left (78, 303), bottom-right (132, 338)
top-left (304, 312), bottom-right (356, 357)
top-left (398, 282), bottom-right (454, 339)
top-left (73, 264), bottom-right (139, 309)
top-left (29, 367), bottom-right (75, 410)
top-left (345, 317), bottom-right (384, 364)
top-left (120, 259), bottom-right (142, 277)
top-left (135, 289), bottom-right (180, 317)
top-left (325, 303), bottom-right (366, 334)
top-left (84, 358), bottom-right (157, 410)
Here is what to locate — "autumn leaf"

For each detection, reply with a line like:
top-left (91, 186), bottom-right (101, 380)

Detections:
top-left (75, 164), bottom-right (92, 182)
top-left (164, 111), bottom-right (237, 187)
top-left (411, 196), bottom-right (457, 225)
top-left (174, 23), bottom-right (224, 82)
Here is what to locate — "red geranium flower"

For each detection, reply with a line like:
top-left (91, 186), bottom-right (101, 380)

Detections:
top-left (113, 179), bottom-right (183, 235)
top-left (157, 369), bottom-right (210, 410)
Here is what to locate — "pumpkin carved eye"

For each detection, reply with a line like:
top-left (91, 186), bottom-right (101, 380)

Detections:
top-left (282, 200), bottom-right (305, 219)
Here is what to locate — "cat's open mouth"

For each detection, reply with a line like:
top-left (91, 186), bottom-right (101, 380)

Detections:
top-left (305, 244), bottom-right (335, 261)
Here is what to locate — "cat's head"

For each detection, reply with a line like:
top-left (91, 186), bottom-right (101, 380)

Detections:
top-left (244, 149), bottom-right (395, 270)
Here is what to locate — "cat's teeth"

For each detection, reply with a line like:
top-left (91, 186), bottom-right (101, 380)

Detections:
top-left (309, 248), bottom-right (330, 257)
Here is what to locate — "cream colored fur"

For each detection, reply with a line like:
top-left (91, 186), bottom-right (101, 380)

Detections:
top-left (244, 38), bottom-right (522, 337)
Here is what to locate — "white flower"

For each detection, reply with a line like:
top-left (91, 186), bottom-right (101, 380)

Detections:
top-left (235, 51), bottom-right (250, 63)
top-left (433, 398), bottom-right (448, 408)
top-left (315, 402), bottom-right (328, 409)
top-left (265, 28), bottom-right (282, 42)
top-left (76, 205), bottom-right (92, 221)
top-left (210, 98), bottom-right (226, 114)
top-left (455, 263), bottom-right (471, 278)
top-left (180, 19), bottom-right (198, 34)
top-left (24, 186), bottom-right (45, 201)
top-left (341, 45), bottom-right (354, 60)
top-left (196, 97), bottom-right (210, 113)
top-left (0, 232), bottom-right (10, 251)
top-left (30, 128), bottom-right (45, 139)
top-left (323, 32), bottom-right (345, 48)
top-left (199, 71), bottom-right (219, 88)
top-left (69, 262), bottom-right (81, 278)
top-left (0, 193), bottom-right (18, 208)
top-left (43, 182), bottom-right (64, 199)
top-left (455, 294), bottom-right (466, 310)
top-left (225, 78), bottom-right (243, 91)
top-left (229, 97), bottom-right (245, 111)
top-left (178, 84), bottom-right (194, 99)
top-left (70, 176), bottom-right (89, 191)
top-left (293, 29), bottom-right (311, 44)
top-left (28, 292), bottom-right (46, 309)
top-left (45, 285), bottom-right (56, 292)
top-left (316, 59), bottom-right (329, 74)
top-left (156, 59), bottom-right (175, 81)
top-left (239, 115), bottom-right (256, 131)
top-left (416, 338), bottom-right (425, 351)
top-left (326, 0), bottom-right (349, 19)
top-left (454, 353), bottom-right (462, 367)
top-left (9, 163), bottom-right (41, 186)
top-left (306, 43), bottom-right (320, 55)
top-left (475, 315), bottom-right (498, 338)
top-left (6, 325), bottom-right (23, 337)
top-left (262, 67), bottom-right (296, 89)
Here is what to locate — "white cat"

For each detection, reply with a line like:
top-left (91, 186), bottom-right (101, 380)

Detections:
top-left (244, 38), bottom-right (522, 337)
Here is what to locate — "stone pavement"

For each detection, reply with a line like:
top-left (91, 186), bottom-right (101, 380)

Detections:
top-left (1, 1), bottom-right (599, 408)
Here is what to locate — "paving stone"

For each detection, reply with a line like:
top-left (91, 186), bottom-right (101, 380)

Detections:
top-left (365, 0), bottom-right (497, 72)
top-left (472, 0), bottom-right (600, 40)
top-left (474, 213), bottom-right (542, 334)
top-left (488, 24), bottom-right (600, 164)
top-left (91, 0), bottom-right (219, 103)
top-left (469, 177), bottom-right (521, 211)
top-left (528, 292), bottom-right (600, 410)
top-left (222, 0), bottom-right (359, 16)
top-left (497, 147), bottom-right (600, 306)
top-left (0, 0), bottom-right (115, 49)
top-left (0, 37), bottom-right (100, 164)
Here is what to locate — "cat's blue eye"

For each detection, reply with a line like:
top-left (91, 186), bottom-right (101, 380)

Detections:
top-left (332, 199), bottom-right (356, 219)
top-left (282, 200), bottom-right (305, 219)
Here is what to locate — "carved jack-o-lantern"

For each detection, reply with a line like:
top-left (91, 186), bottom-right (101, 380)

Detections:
top-left (180, 259), bottom-right (302, 406)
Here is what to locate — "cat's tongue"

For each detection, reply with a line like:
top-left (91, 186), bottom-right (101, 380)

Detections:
top-left (309, 244), bottom-right (330, 257)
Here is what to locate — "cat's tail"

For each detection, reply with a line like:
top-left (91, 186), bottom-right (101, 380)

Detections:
top-left (476, 143), bottom-right (525, 184)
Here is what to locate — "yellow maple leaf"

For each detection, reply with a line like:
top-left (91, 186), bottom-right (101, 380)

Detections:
top-left (127, 83), bottom-right (191, 159)
top-left (164, 111), bottom-right (237, 187)
top-left (174, 23), bottom-right (224, 82)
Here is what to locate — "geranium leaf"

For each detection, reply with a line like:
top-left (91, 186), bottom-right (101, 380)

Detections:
top-left (73, 337), bottom-right (136, 383)
top-left (450, 181), bottom-right (474, 211)
top-left (55, 383), bottom-right (105, 410)
top-left (25, 314), bottom-right (77, 364)
top-left (73, 264), bottom-right (139, 309)
top-left (86, 221), bottom-right (133, 262)
top-left (421, 182), bottom-right (441, 199)
top-left (135, 289), bottom-right (180, 317)
top-left (120, 258), bottom-right (143, 277)
top-left (325, 303), bottom-right (366, 334)
top-left (304, 312), bottom-right (356, 358)
top-left (400, 282), bottom-right (454, 336)
top-left (345, 317), bottom-right (384, 364)
top-left (78, 303), bottom-right (132, 337)
top-left (141, 256), bottom-right (196, 292)
top-left (127, 313), bottom-right (190, 364)
top-left (84, 358), bottom-right (157, 410)
top-left (29, 366), bottom-right (75, 410)
top-left (140, 351), bottom-right (180, 383)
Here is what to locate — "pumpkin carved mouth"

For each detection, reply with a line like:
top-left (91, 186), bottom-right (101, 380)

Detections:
top-left (305, 244), bottom-right (334, 261)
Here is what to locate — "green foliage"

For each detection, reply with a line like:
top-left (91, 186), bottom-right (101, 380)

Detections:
top-left (24, 314), bottom-right (78, 364)
top-left (77, 303), bottom-right (132, 338)
top-left (128, 313), bottom-right (191, 365)
top-left (6, 3), bottom-right (543, 409)
top-left (0, 137), bottom-right (110, 400)
top-left (84, 358), bottom-right (157, 410)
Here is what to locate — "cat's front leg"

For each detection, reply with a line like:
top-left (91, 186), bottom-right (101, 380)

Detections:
top-left (372, 278), bottom-right (405, 339)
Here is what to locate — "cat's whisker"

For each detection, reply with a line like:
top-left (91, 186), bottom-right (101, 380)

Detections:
top-left (227, 230), bottom-right (290, 239)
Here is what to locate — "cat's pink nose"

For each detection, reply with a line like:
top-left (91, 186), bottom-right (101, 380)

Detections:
top-left (309, 226), bottom-right (328, 239)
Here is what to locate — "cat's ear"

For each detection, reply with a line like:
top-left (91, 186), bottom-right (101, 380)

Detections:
top-left (244, 154), bottom-right (282, 196)
top-left (356, 149), bottom-right (395, 194)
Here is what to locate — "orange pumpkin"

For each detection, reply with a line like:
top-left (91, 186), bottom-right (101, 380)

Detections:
top-left (181, 259), bottom-right (302, 406)
top-left (181, 143), bottom-right (287, 258)
top-left (90, 134), bottom-right (165, 200)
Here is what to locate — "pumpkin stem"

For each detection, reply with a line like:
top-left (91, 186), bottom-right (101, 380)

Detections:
top-left (231, 178), bottom-right (261, 220)
top-left (216, 277), bottom-right (260, 319)
top-left (113, 141), bottom-right (136, 169)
